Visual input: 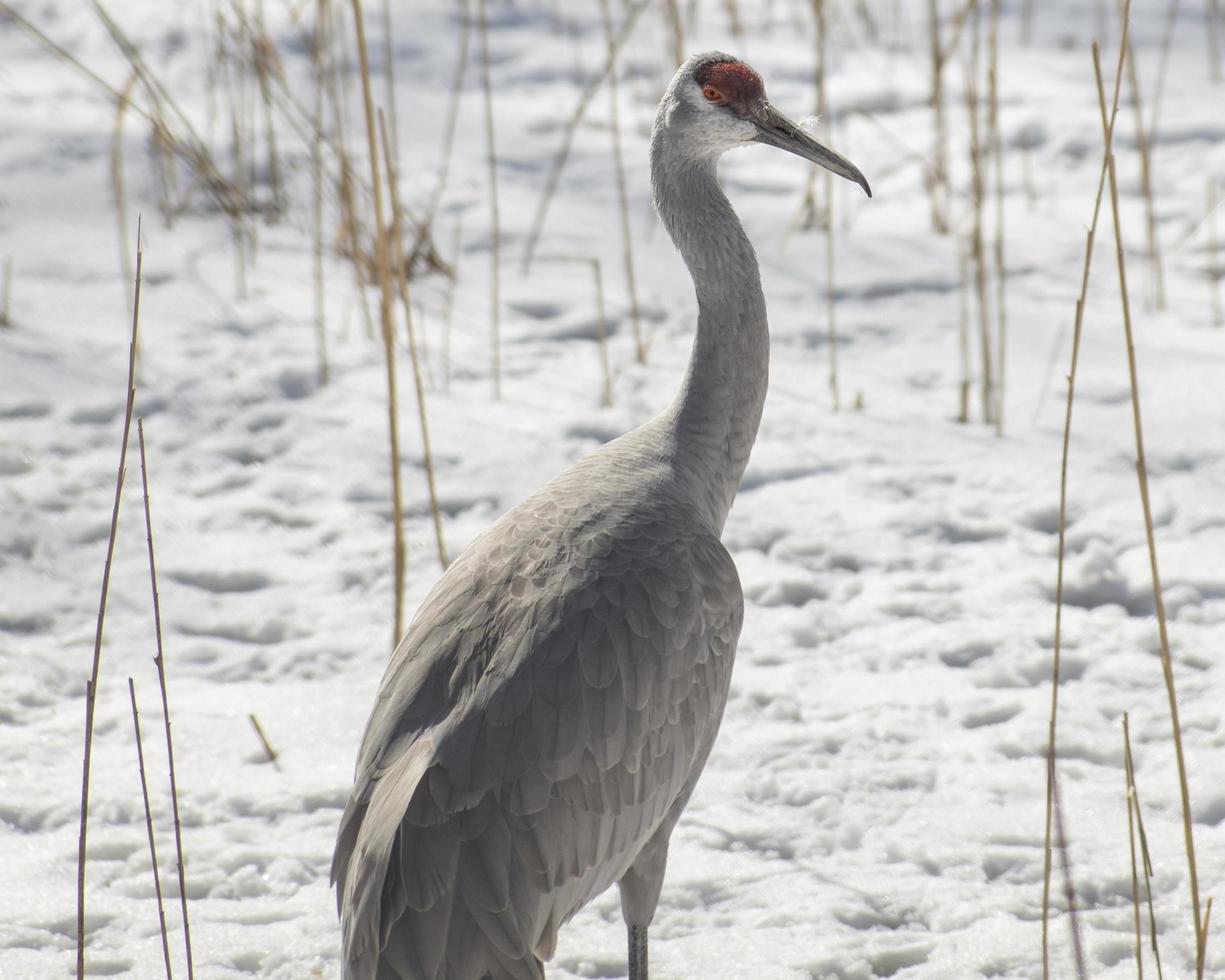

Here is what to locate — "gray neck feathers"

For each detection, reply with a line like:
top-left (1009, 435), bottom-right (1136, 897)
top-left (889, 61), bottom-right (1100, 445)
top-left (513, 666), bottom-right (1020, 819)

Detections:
top-left (649, 117), bottom-right (769, 533)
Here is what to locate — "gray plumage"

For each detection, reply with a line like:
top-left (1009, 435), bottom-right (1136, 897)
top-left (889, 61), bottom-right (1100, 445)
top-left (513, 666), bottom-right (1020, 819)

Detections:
top-left (333, 52), bottom-right (869, 980)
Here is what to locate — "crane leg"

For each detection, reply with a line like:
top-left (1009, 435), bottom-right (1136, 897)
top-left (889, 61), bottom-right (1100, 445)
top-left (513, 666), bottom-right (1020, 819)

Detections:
top-left (628, 924), bottom-right (648, 980)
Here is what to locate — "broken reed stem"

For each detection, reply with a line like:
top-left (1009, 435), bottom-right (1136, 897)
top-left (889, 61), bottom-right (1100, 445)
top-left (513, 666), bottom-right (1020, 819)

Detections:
top-left (248, 713), bottom-right (279, 765)
top-left (1123, 714), bottom-right (1144, 980)
top-left (379, 109), bottom-right (450, 569)
top-left (1102, 41), bottom-right (1204, 967)
top-left (111, 72), bottom-right (138, 316)
top-left (137, 420), bottom-right (194, 980)
top-left (926, 0), bottom-right (950, 233)
top-left (1210, 178), bottom-right (1222, 327)
top-left (1119, 23), bottom-right (1166, 309)
top-left (1053, 774), bottom-right (1090, 980)
top-left (312, 0), bottom-right (329, 385)
top-left (1042, 29), bottom-right (1129, 980)
top-left (128, 678), bottom-right (173, 980)
top-left (77, 219), bottom-right (143, 980)
top-left (1124, 713), bottom-right (1167, 980)
top-left (1110, 138), bottom-right (1208, 975)
top-left (962, 4), bottom-right (996, 427)
top-left (598, 0), bottom-right (647, 365)
top-left (520, 0), bottom-right (651, 275)
top-left (351, 0), bottom-right (407, 647)
top-left (987, 0), bottom-right (1005, 435)
top-left (476, 0), bottom-right (502, 400)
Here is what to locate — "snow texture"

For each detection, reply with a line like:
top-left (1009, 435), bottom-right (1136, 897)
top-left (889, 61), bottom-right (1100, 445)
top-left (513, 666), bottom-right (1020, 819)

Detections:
top-left (1, 1), bottom-right (1223, 978)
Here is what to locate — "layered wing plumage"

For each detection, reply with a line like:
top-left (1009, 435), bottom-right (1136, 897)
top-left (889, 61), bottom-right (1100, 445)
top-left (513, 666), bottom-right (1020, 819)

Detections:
top-left (332, 452), bottom-right (743, 980)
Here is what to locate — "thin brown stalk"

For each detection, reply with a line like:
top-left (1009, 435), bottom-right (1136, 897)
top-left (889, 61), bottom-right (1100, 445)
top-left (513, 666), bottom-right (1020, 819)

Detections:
top-left (77, 218), bottom-right (143, 980)
top-left (1102, 54), bottom-right (1203, 969)
top-left (926, 0), bottom-right (950, 233)
top-left (1053, 774), bottom-right (1089, 980)
top-left (541, 256), bottom-right (613, 407)
top-left (723, 0), bottom-right (744, 38)
top-left (252, 0), bottom-right (284, 214)
top-left (1124, 713), bottom-right (1167, 980)
top-left (598, 0), bottom-right (647, 365)
top-left (1119, 22), bottom-right (1165, 309)
top-left (962, 4), bottom-right (995, 427)
top-left (1042, 29), bottom-right (1129, 979)
top-left (128, 678), bottom-right (173, 980)
top-left (957, 236), bottom-right (970, 422)
top-left (987, 0), bottom-right (1005, 435)
top-left (352, 0), bottom-right (407, 647)
top-left (111, 72), bottom-right (138, 313)
top-left (663, 0), bottom-right (685, 66)
top-left (520, 0), bottom-right (652, 275)
top-left (1208, 0), bottom-right (1222, 83)
top-left (248, 713), bottom-right (279, 765)
top-left (379, 110), bottom-right (449, 569)
top-left (136, 420), bottom-right (194, 980)
top-left (1146, 0), bottom-right (1181, 143)
top-left (476, 0), bottom-right (502, 399)
top-left (380, 0), bottom-right (400, 162)
top-left (410, 0), bottom-right (470, 269)
top-left (1123, 715), bottom-right (1144, 980)
top-left (1209, 178), bottom-right (1222, 327)
top-left (312, 0), bottom-right (329, 385)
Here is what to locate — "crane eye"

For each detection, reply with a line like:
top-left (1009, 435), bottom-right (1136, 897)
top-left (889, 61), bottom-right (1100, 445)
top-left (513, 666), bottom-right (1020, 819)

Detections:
top-left (702, 84), bottom-right (723, 103)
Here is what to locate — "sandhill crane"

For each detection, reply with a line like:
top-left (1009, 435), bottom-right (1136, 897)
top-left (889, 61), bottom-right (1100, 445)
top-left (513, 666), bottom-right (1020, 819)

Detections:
top-left (332, 51), bottom-right (871, 980)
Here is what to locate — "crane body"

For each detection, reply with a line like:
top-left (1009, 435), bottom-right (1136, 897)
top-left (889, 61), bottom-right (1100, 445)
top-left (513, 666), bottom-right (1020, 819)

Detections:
top-left (334, 51), bottom-right (870, 980)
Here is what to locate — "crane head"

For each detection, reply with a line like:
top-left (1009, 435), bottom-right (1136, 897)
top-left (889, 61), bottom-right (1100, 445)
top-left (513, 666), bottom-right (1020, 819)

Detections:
top-left (664, 52), bottom-right (871, 198)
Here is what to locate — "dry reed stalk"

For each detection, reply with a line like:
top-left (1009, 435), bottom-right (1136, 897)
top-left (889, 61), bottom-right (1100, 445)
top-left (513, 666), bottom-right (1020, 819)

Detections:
top-left (723, 0), bottom-right (745, 38)
top-left (962, 4), bottom-right (996, 427)
top-left (1123, 714), bottom-right (1144, 980)
top-left (0, 258), bottom-right (11, 327)
top-left (541, 256), bottom-right (614, 407)
top-left (127, 678), bottom-right (173, 980)
top-left (248, 713), bottom-right (279, 765)
top-left (111, 72), bottom-right (138, 314)
top-left (1146, 0), bottom-right (1182, 143)
top-left (136, 420), bottom-right (194, 980)
top-left (1124, 713), bottom-right (1167, 980)
top-left (1119, 26), bottom-right (1166, 309)
top-left (352, 0), bottom-right (407, 647)
top-left (1100, 35), bottom-right (1206, 972)
top-left (598, 0), bottom-right (647, 365)
top-left (443, 215), bottom-right (462, 393)
top-left (380, 0), bottom-right (401, 162)
top-left (312, 0), bottom-right (329, 385)
top-left (1210, 178), bottom-right (1222, 326)
top-left (77, 220), bottom-right (143, 980)
top-left (664, 0), bottom-right (685, 66)
top-left (926, 0), bottom-right (950, 233)
top-left (957, 236), bottom-right (970, 422)
top-left (987, 0), bottom-right (1005, 435)
top-left (379, 110), bottom-right (450, 569)
top-left (252, 0), bottom-right (285, 215)
top-left (1208, 0), bottom-right (1222, 82)
top-left (411, 0), bottom-right (470, 271)
top-left (476, 0), bottom-right (502, 400)
top-left (1053, 774), bottom-right (1090, 980)
top-left (1041, 29), bottom-right (1129, 978)
top-left (520, 0), bottom-right (652, 275)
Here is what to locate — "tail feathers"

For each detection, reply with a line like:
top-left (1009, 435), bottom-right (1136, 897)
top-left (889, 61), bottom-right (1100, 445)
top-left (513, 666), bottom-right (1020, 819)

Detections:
top-left (336, 738), bottom-right (435, 980)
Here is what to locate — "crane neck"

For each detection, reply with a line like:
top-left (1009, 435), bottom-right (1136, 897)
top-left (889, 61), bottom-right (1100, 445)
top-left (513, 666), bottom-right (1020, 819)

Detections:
top-left (650, 140), bottom-right (769, 534)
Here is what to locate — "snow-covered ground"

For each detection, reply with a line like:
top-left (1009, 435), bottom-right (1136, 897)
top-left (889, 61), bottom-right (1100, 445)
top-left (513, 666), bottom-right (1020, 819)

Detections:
top-left (1, 1), bottom-right (1223, 977)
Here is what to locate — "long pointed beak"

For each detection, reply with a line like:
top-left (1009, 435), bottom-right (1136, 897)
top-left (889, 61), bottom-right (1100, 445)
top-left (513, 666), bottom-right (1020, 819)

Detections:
top-left (750, 101), bottom-right (871, 198)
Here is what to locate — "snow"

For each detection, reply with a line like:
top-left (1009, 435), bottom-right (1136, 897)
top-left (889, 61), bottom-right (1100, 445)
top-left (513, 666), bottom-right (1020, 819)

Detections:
top-left (1, 0), bottom-right (1223, 977)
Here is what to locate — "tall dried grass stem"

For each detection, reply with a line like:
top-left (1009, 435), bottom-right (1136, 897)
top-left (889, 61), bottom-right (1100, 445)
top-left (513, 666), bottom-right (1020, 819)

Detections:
top-left (128, 678), bottom-right (173, 980)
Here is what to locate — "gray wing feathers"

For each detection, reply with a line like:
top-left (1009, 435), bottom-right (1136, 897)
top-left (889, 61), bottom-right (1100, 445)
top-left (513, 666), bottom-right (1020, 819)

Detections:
top-left (335, 486), bottom-right (743, 979)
